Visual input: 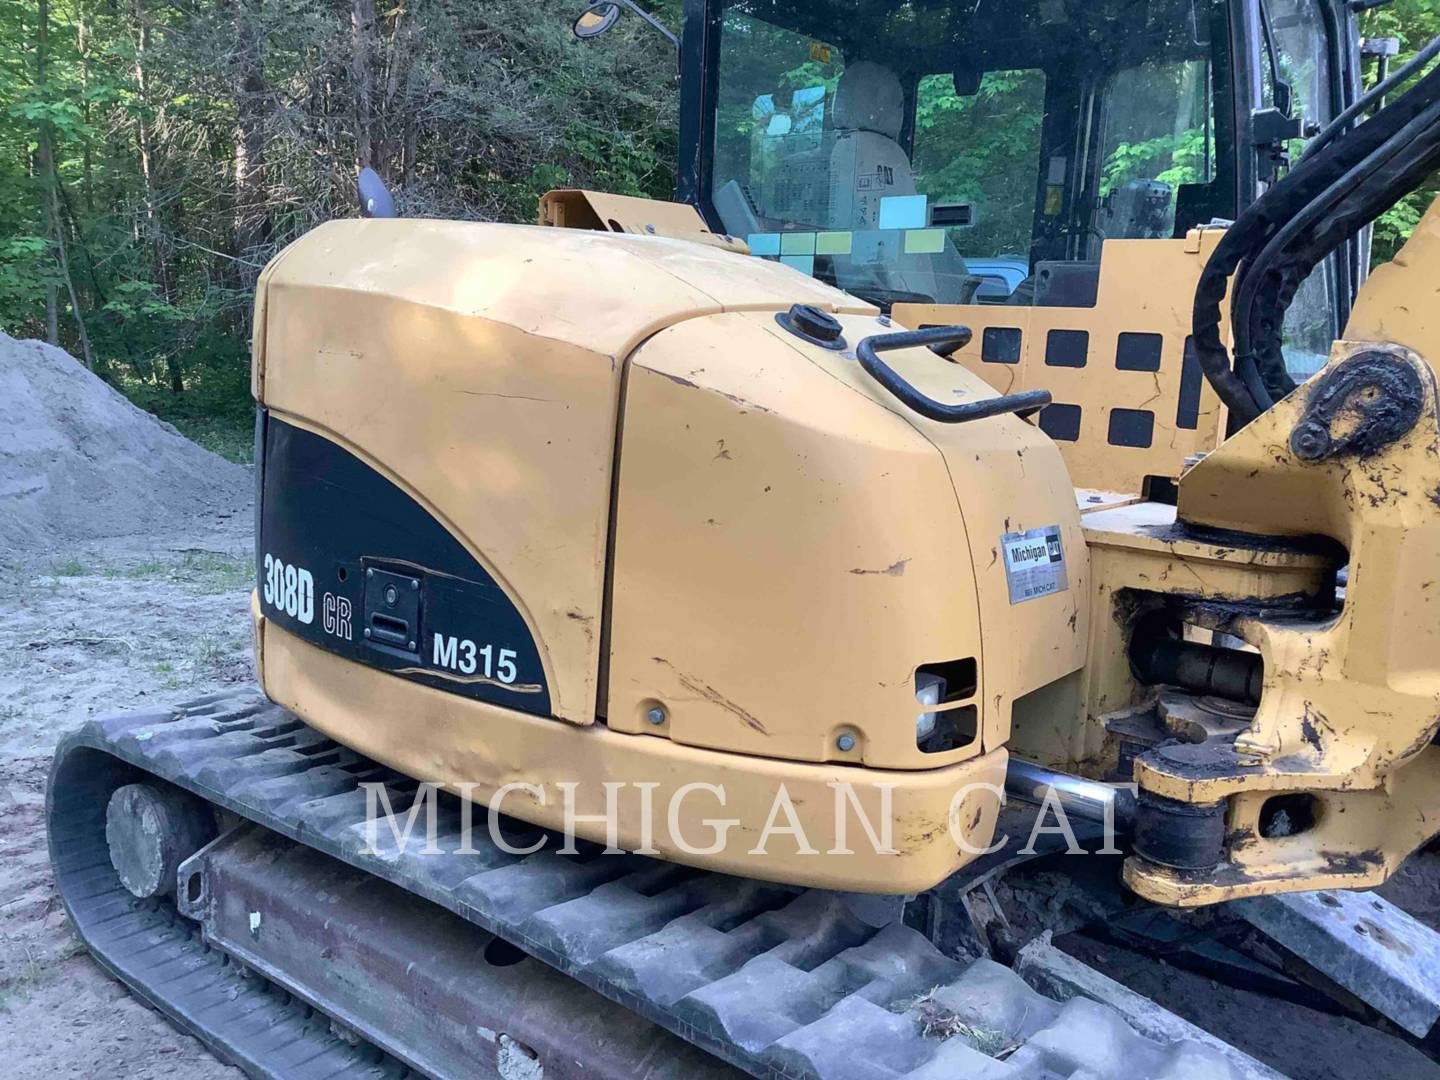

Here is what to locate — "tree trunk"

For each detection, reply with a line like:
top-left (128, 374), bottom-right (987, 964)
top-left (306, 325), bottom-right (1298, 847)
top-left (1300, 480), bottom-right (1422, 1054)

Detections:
top-left (36, 0), bottom-right (92, 364)
top-left (378, 7), bottom-right (410, 182)
top-left (78, 0), bottom-right (94, 215)
top-left (35, 0), bottom-right (59, 346)
top-left (46, 161), bottom-right (95, 368)
top-left (131, 0), bottom-right (182, 392)
top-left (232, 0), bottom-right (270, 286)
top-left (45, 286), bottom-right (59, 347)
top-left (351, 0), bottom-right (377, 173)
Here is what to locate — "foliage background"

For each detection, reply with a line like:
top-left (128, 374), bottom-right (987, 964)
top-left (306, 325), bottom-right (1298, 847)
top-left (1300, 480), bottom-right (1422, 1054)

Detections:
top-left (0, 0), bottom-right (1435, 461)
top-left (1360, 0), bottom-right (1440, 263)
top-left (1, 0), bottom-right (681, 458)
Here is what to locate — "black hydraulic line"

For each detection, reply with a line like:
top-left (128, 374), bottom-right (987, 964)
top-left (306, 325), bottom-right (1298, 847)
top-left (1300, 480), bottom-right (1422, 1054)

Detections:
top-left (1235, 83), bottom-right (1440, 386)
top-left (1234, 65), bottom-right (1440, 386)
top-left (1191, 64), bottom-right (1440, 423)
top-left (1232, 94), bottom-right (1440, 409)
top-left (1241, 93), bottom-right (1440, 330)
top-left (1235, 97), bottom-right (1440, 403)
top-left (1243, 149), bottom-right (1440, 404)
top-left (1303, 32), bottom-right (1440, 162)
top-left (856, 327), bottom-right (1053, 424)
top-left (1251, 146), bottom-right (1440, 391)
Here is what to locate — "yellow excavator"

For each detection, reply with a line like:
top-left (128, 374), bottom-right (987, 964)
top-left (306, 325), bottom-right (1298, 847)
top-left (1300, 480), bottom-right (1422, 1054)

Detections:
top-left (47, 0), bottom-right (1440, 1076)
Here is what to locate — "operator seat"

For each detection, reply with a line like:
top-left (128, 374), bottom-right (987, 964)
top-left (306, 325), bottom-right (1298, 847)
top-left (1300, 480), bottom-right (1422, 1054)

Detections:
top-left (827, 61), bottom-right (969, 304)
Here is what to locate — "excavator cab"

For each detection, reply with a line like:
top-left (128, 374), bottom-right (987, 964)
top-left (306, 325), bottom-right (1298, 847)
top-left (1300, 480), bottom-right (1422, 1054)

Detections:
top-left (677, 0), bottom-right (1360, 328)
top-left (569, 0), bottom-right (1369, 495)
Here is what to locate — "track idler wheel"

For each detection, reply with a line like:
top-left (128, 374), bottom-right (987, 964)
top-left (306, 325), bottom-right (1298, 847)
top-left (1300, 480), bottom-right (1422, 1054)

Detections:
top-left (105, 782), bottom-right (216, 899)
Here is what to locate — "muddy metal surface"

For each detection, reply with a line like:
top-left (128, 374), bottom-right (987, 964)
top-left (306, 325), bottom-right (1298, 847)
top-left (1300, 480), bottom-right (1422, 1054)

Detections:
top-left (0, 513), bottom-right (1437, 1079)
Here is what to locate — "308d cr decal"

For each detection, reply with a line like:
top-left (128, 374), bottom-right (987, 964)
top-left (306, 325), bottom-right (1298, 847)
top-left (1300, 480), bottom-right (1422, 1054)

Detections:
top-left (257, 413), bottom-right (551, 715)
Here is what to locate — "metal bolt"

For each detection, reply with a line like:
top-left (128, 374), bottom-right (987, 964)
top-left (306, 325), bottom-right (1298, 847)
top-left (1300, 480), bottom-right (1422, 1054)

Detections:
top-left (384, 584), bottom-right (399, 606)
top-left (646, 706), bottom-right (668, 726)
top-left (363, 628), bottom-right (372, 639)
top-left (366, 567), bottom-right (374, 578)
top-left (644, 223), bottom-right (657, 234)
top-left (407, 640), bottom-right (416, 651)
top-left (1290, 421), bottom-right (1331, 461)
top-left (877, 314), bottom-right (892, 327)
top-left (836, 733), bottom-right (856, 752)
top-left (410, 578), bottom-right (420, 590)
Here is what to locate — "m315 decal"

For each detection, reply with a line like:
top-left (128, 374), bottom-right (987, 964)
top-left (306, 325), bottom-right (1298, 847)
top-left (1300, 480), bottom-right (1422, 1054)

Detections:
top-left (257, 414), bottom-right (551, 715)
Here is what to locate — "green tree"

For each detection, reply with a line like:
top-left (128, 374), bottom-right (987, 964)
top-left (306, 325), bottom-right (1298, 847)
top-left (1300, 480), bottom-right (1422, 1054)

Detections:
top-left (1359, 0), bottom-right (1440, 263)
top-left (0, 0), bottom-right (681, 458)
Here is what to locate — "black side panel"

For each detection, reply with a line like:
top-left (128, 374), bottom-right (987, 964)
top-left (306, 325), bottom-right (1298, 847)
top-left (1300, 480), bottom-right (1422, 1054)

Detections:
top-left (258, 417), bottom-right (551, 716)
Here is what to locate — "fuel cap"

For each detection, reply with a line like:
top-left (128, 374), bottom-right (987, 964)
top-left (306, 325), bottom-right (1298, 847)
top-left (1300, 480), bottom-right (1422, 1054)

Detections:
top-left (776, 304), bottom-right (846, 350)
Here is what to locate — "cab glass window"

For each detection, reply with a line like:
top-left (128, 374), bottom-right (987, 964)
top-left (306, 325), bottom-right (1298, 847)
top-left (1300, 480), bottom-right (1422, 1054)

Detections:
top-left (708, 0), bottom-right (1237, 310)
top-left (711, 14), bottom-right (845, 238)
top-left (912, 70), bottom-right (1047, 301)
top-left (1267, 0), bottom-right (1338, 379)
top-left (1098, 60), bottom-right (1216, 242)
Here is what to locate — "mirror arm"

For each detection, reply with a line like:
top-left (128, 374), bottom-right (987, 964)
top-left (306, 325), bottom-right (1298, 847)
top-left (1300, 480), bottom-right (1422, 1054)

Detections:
top-left (614, 0), bottom-right (678, 48)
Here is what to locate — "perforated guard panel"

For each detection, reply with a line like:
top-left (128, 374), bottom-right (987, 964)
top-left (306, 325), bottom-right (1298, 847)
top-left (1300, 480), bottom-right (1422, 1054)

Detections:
top-left (894, 234), bottom-right (1232, 493)
top-left (51, 693), bottom-right (1272, 1080)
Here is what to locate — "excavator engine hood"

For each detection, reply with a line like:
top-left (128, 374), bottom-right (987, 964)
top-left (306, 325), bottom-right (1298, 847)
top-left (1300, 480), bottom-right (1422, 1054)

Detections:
top-left (248, 218), bottom-right (1087, 889)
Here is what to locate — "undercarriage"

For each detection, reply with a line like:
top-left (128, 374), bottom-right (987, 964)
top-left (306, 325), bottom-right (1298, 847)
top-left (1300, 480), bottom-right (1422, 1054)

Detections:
top-left (52, 693), bottom-right (1440, 1078)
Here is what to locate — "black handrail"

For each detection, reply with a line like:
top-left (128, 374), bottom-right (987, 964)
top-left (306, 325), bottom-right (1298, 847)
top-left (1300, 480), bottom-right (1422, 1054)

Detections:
top-left (856, 326), bottom-right (1052, 424)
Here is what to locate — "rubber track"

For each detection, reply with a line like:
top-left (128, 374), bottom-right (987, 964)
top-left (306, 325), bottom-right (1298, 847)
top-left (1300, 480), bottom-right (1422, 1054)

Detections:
top-left (51, 691), bottom-right (1259, 1080)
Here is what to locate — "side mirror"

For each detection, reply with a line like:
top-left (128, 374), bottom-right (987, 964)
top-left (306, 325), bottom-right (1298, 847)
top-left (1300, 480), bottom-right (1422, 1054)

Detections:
top-left (571, 0), bottom-right (678, 49)
top-left (573, 2), bottom-right (620, 39)
top-left (358, 167), bottom-right (396, 219)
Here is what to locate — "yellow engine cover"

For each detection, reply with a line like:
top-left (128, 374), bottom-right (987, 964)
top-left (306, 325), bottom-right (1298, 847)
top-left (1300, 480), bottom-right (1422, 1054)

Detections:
top-left (252, 218), bottom-right (1089, 887)
top-left (255, 218), bottom-right (872, 725)
top-left (608, 309), bottom-right (1089, 769)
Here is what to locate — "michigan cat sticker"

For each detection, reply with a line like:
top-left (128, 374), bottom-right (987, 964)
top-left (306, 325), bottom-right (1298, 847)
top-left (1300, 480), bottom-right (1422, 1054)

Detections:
top-left (1001, 526), bottom-right (1068, 603)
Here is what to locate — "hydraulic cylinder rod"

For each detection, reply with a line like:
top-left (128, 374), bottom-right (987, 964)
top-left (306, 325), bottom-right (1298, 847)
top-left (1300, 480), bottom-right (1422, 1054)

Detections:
top-left (1005, 758), bottom-right (1136, 832)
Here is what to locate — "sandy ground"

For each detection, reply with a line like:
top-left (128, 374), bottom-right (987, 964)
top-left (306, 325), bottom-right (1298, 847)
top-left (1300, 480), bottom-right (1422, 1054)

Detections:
top-left (0, 508), bottom-right (1437, 1078)
top-left (0, 518), bottom-right (251, 1079)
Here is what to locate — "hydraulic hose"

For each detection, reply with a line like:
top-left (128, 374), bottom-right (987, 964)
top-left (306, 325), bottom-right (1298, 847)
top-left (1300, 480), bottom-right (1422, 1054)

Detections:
top-left (1232, 94), bottom-right (1440, 410)
top-left (1243, 105), bottom-right (1440, 399)
top-left (1191, 63), bottom-right (1440, 424)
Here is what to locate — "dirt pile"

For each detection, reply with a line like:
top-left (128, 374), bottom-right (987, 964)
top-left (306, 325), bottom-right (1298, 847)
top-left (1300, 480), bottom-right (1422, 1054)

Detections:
top-left (0, 333), bottom-right (250, 555)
